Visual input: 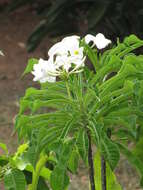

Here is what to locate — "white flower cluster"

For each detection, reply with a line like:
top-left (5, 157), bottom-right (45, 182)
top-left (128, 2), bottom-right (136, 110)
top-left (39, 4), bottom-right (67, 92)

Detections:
top-left (85, 33), bottom-right (111, 49)
top-left (32, 33), bottom-right (111, 83)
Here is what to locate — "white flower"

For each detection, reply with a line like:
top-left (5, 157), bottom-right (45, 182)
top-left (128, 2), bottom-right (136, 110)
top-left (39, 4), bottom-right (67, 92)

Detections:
top-left (62, 35), bottom-right (80, 42)
top-left (48, 42), bottom-right (67, 57)
top-left (48, 35), bottom-right (85, 74)
top-left (85, 34), bottom-right (96, 45)
top-left (31, 58), bottom-right (57, 83)
top-left (55, 55), bottom-right (72, 72)
top-left (85, 33), bottom-right (111, 49)
top-left (55, 54), bottom-right (85, 73)
top-left (48, 35), bottom-right (80, 57)
top-left (61, 35), bottom-right (80, 53)
top-left (31, 35), bottom-right (87, 83)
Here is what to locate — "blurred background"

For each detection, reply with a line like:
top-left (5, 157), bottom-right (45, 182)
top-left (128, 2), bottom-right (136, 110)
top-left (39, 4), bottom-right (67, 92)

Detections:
top-left (0, 0), bottom-right (143, 189)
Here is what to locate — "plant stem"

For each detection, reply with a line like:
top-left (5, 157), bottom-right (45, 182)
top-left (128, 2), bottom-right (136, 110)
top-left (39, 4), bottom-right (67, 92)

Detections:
top-left (101, 156), bottom-right (106, 190)
top-left (87, 132), bottom-right (96, 190)
top-left (65, 81), bottom-right (71, 99)
top-left (101, 129), bottom-right (111, 190)
top-left (30, 155), bottom-right (48, 190)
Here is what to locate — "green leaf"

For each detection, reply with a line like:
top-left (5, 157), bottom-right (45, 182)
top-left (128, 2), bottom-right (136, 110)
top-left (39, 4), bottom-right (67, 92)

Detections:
top-left (19, 99), bottom-right (33, 114)
top-left (4, 169), bottom-right (26, 190)
top-left (84, 87), bottom-right (100, 108)
top-left (94, 151), bottom-right (122, 190)
top-left (76, 129), bottom-right (88, 164)
top-left (23, 145), bottom-right (39, 168)
top-left (58, 138), bottom-right (74, 166)
top-left (109, 35), bottom-right (143, 58)
top-left (31, 98), bottom-right (76, 113)
top-left (88, 121), bottom-right (101, 146)
top-left (0, 155), bottom-right (9, 167)
top-left (14, 157), bottom-right (28, 171)
top-left (37, 177), bottom-right (50, 190)
top-left (68, 148), bottom-right (79, 173)
top-left (124, 34), bottom-right (142, 45)
top-left (82, 41), bottom-right (98, 71)
top-left (88, 120), bottom-right (120, 170)
top-left (60, 118), bottom-right (76, 139)
top-left (90, 54), bottom-right (121, 85)
top-left (50, 138), bottom-right (74, 190)
top-left (15, 143), bottom-right (29, 157)
top-left (22, 58), bottom-right (38, 77)
top-left (0, 143), bottom-right (8, 155)
top-left (133, 129), bottom-right (143, 162)
top-left (24, 87), bottom-right (67, 101)
top-left (25, 164), bottom-right (51, 181)
top-left (50, 166), bottom-right (69, 190)
top-left (100, 133), bottom-right (120, 170)
top-left (39, 126), bottom-right (64, 151)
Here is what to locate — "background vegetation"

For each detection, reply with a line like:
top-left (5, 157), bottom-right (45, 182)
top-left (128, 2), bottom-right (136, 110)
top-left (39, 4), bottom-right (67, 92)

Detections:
top-left (2, 0), bottom-right (143, 52)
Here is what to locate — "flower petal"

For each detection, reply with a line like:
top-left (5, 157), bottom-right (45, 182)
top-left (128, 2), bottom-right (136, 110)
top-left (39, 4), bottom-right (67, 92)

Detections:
top-left (84, 34), bottom-right (96, 46)
top-left (95, 33), bottom-right (111, 49)
top-left (31, 58), bottom-right (57, 83)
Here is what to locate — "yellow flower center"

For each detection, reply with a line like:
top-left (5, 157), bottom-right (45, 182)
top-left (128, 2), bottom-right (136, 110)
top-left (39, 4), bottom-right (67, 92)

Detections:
top-left (74, 50), bottom-right (79, 55)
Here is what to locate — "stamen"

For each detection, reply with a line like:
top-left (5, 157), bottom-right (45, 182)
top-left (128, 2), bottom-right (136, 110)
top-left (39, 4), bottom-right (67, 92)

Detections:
top-left (74, 50), bottom-right (79, 55)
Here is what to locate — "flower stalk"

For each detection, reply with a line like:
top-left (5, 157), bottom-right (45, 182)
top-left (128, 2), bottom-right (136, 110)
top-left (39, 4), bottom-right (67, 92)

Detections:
top-left (101, 129), bottom-right (111, 190)
top-left (101, 156), bottom-right (106, 190)
top-left (87, 131), bottom-right (96, 190)
top-left (28, 155), bottom-right (48, 190)
top-left (66, 80), bottom-right (71, 99)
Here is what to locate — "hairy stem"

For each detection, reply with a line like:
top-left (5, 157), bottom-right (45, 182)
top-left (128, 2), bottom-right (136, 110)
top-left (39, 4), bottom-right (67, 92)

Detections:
top-left (87, 132), bottom-right (96, 190)
top-left (30, 155), bottom-right (48, 190)
top-left (66, 81), bottom-right (71, 99)
top-left (101, 129), bottom-right (111, 190)
top-left (101, 156), bottom-right (106, 190)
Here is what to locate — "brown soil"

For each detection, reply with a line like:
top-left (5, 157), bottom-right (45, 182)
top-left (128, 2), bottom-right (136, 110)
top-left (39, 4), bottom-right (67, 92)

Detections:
top-left (0, 7), bottom-right (50, 148)
top-left (0, 7), bottom-right (142, 190)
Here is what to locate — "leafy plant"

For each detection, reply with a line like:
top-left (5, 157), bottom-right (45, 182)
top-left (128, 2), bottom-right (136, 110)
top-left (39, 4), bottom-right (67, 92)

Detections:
top-left (1, 34), bottom-right (143, 190)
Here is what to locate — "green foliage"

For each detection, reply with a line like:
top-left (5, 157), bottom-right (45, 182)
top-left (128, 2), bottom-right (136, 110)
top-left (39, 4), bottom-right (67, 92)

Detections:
top-left (22, 58), bottom-right (38, 77)
top-left (50, 139), bottom-right (74, 190)
top-left (100, 132), bottom-right (120, 170)
top-left (4, 169), bottom-right (26, 190)
top-left (68, 148), bottom-right (79, 173)
top-left (94, 151), bottom-right (122, 190)
top-left (37, 177), bottom-right (50, 190)
top-left (15, 35), bottom-right (143, 189)
top-left (76, 128), bottom-right (89, 164)
top-left (1, 34), bottom-right (143, 189)
top-left (133, 128), bottom-right (143, 162)
top-left (0, 143), bottom-right (8, 155)
top-left (50, 166), bottom-right (69, 190)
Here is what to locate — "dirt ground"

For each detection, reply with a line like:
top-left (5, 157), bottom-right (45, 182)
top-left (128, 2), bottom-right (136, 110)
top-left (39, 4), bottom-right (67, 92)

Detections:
top-left (0, 8), bottom-right (142, 190)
